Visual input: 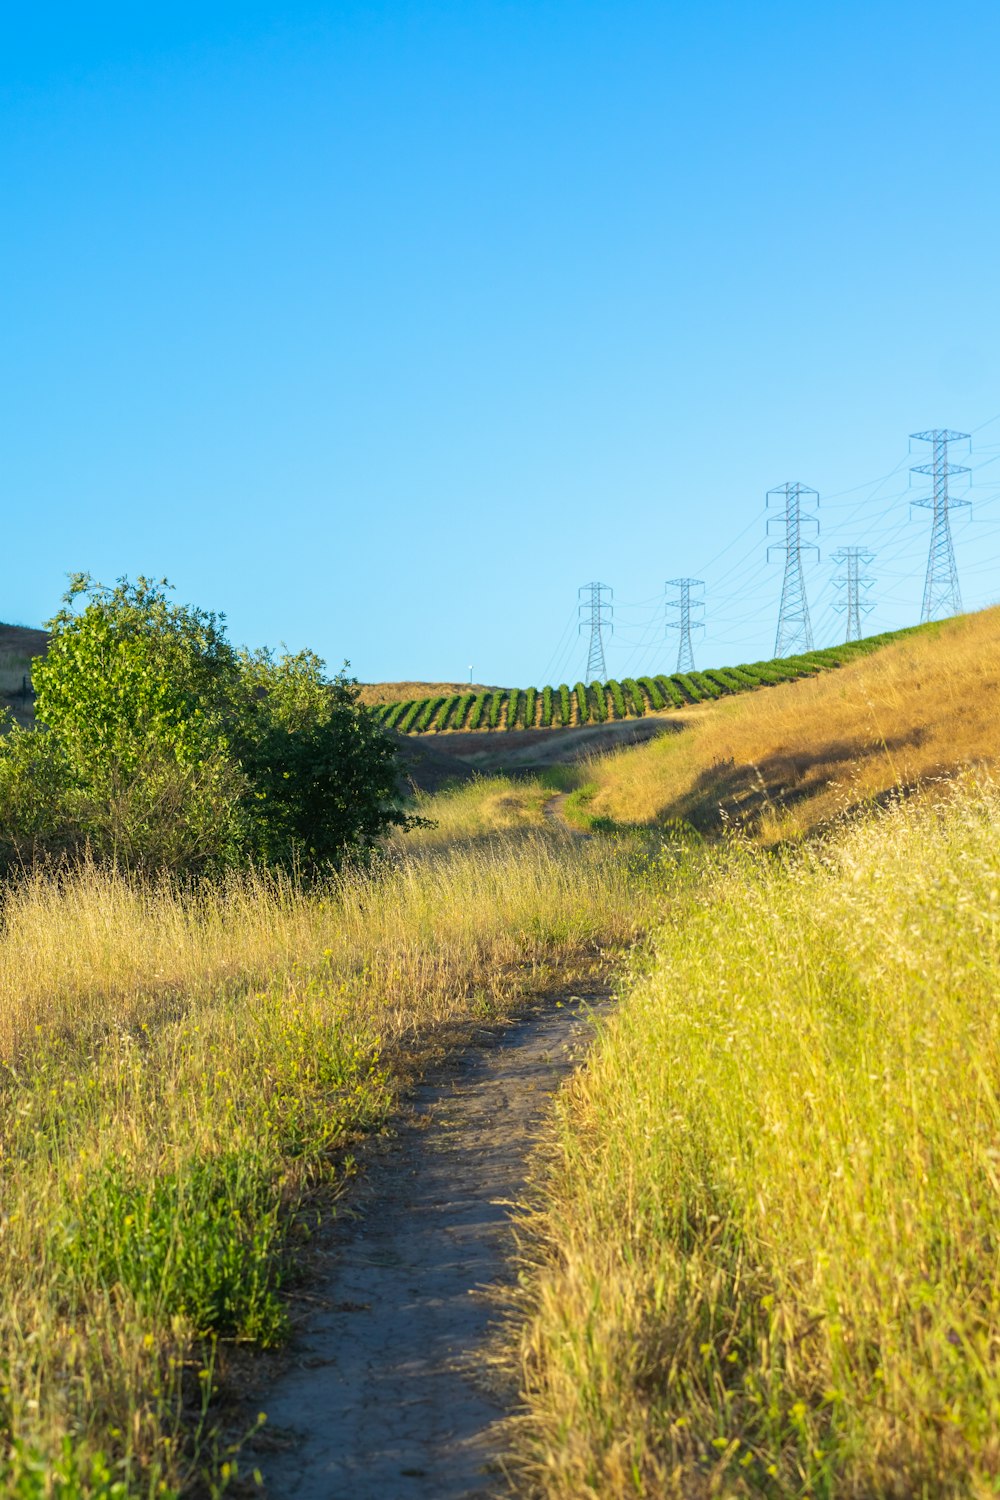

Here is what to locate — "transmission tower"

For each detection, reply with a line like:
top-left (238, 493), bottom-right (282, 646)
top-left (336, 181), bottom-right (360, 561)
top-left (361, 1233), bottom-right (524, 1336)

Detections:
top-left (767, 482), bottom-right (820, 657)
top-left (831, 547), bottom-right (875, 642)
top-left (578, 582), bottom-right (613, 679)
top-left (665, 578), bottom-right (705, 673)
top-left (910, 429), bottom-right (971, 622)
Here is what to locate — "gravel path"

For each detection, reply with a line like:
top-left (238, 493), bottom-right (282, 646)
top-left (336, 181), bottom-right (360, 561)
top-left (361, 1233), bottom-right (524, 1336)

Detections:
top-left (257, 994), bottom-right (609, 1500)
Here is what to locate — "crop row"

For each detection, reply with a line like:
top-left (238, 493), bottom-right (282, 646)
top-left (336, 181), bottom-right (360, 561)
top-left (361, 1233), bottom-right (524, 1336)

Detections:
top-left (370, 626), bottom-right (924, 734)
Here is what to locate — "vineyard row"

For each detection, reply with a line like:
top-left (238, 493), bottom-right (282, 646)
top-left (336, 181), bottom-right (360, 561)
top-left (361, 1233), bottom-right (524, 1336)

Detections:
top-left (370, 628), bottom-right (921, 735)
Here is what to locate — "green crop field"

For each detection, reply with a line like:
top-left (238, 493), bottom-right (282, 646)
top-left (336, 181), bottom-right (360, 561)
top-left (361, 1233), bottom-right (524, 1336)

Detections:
top-left (370, 626), bottom-right (926, 734)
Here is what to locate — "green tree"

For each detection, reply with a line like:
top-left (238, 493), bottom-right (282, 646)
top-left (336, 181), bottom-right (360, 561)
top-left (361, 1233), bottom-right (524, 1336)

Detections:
top-left (0, 575), bottom-right (407, 874)
top-left (237, 647), bottom-right (406, 869)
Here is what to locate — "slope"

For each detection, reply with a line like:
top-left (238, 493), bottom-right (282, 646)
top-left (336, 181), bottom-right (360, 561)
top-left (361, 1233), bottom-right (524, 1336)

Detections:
top-left (568, 605), bottom-right (1000, 840)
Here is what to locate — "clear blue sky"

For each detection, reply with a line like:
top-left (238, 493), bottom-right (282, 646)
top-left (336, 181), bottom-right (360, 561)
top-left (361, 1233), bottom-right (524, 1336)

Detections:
top-left (3, 1), bottom-right (999, 686)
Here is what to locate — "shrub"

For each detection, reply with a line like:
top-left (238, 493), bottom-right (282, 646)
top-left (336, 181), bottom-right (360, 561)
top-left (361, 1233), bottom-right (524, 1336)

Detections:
top-left (432, 696), bottom-right (458, 731)
top-left (638, 676), bottom-right (666, 710)
top-left (397, 700), bottom-right (422, 733)
top-left (622, 678), bottom-right (645, 716)
top-left (574, 682), bottom-right (590, 725)
top-left (523, 686), bottom-right (537, 728)
top-left (541, 686), bottom-right (554, 728)
top-left (655, 676), bottom-right (685, 708)
top-left (588, 682), bottom-right (607, 724)
top-left (1, 576), bottom-right (407, 875)
top-left (607, 680), bottom-right (627, 719)
top-left (558, 684), bottom-right (572, 726)
top-left (452, 693), bottom-right (474, 730)
top-left (415, 697), bottom-right (443, 732)
top-left (382, 700), bottom-right (410, 729)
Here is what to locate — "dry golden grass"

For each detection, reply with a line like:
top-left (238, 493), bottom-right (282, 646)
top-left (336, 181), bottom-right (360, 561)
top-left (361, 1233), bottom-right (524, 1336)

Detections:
top-left (356, 680), bottom-right (499, 706)
top-left (0, 829), bottom-right (662, 1493)
top-left (397, 774), bottom-right (554, 848)
top-left (510, 777), bottom-right (1000, 1497)
top-left (585, 607), bottom-right (1000, 837)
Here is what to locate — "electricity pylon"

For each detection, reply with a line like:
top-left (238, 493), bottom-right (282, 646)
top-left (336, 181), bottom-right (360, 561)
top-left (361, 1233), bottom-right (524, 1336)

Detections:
top-left (831, 547), bottom-right (875, 642)
top-left (665, 578), bottom-right (705, 673)
top-left (767, 482), bottom-right (819, 657)
top-left (578, 582), bottom-right (613, 679)
top-left (910, 429), bottom-right (970, 622)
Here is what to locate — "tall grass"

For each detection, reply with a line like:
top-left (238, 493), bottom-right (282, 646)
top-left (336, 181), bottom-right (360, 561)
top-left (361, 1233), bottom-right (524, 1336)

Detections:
top-left (583, 606), bottom-right (1000, 838)
top-left (510, 779), bottom-right (1000, 1497)
top-left (0, 830), bottom-right (660, 1494)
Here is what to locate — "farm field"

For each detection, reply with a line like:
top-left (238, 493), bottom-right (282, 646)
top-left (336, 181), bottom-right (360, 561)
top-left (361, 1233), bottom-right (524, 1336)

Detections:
top-left (368, 625), bottom-right (929, 737)
top-left (0, 606), bottom-right (997, 1494)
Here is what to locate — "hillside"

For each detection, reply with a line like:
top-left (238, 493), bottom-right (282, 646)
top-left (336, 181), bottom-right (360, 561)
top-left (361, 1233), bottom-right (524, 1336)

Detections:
top-left (368, 625), bottom-right (928, 736)
top-left (357, 679), bottom-right (502, 706)
top-left (0, 622), bottom-right (46, 728)
top-left (2, 601), bottom-right (998, 1494)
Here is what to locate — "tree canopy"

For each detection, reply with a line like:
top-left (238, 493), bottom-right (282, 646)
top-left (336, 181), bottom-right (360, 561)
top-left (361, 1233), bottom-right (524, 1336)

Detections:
top-left (0, 575), bottom-right (407, 874)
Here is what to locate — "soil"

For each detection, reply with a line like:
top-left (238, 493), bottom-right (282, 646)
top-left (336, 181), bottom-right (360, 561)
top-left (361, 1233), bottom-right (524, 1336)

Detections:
top-left (255, 993), bottom-right (611, 1500)
top-left (419, 709), bottom-right (704, 772)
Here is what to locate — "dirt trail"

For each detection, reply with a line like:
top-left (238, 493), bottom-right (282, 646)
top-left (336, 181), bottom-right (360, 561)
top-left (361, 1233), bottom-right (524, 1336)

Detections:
top-left (258, 994), bottom-right (609, 1500)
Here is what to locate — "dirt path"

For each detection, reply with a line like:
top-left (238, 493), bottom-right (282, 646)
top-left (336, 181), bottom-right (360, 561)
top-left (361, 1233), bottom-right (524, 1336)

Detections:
top-left (257, 994), bottom-right (609, 1500)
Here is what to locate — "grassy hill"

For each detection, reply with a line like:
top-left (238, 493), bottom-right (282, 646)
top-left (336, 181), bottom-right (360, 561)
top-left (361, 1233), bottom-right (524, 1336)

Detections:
top-left (368, 625), bottom-right (930, 735)
top-left (413, 607), bottom-right (1000, 844)
top-left (356, 678), bottom-right (502, 706)
top-left (0, 603), bottom-right (998, 1492)
top-left (0, 622), bottom-right (46, 728)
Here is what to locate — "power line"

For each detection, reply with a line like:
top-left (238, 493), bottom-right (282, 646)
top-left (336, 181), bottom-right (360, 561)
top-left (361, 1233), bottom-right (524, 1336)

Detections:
top-left (831, 547), bottom-right (876, 642)
top-left (910, 428), bottom-right (971, 622)
top-left (578, 581), bottom-right (613, 680)
top-left (767, 482), bottom-right (820, 656)
top-left (665, 578), bottom-right (705, 672)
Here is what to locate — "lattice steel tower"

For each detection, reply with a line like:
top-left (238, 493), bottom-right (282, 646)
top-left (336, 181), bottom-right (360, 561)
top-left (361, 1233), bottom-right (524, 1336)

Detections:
top-left (578, 582), bottom-right (613, 679)
top-left (831, 547), bottom-right (875, 642)
top-left (910, 429), bottom-right (971, 622)
top-left (767, 482), bottom-right (820, 657)
top-left (665, 578), bottom-right (705, 673)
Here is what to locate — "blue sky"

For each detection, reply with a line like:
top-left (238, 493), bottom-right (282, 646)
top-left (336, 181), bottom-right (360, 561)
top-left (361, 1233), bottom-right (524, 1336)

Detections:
top-left (3, 1), bottom-right (999, 686)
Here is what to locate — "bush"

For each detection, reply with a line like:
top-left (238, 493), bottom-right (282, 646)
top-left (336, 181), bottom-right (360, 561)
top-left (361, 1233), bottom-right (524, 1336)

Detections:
top-left (452, 693), bottom-right (474, 729)
top-left (397, 700), bottom-right (422, 732)
top-left (607, 680), bottom-right (627, 719)
top-left (588, 681), bottom-right (607, 723)
top-left (0, 576), bottom-right (407, 875)
top-left (654, 676), bottom-right (685, 708)
top-left (382, 700), bottom-right (410, 729)
top-left (638, 676), bottom-right (665, 710)
top-left (622, 678), bottom-right (645, 716)
top-left (415, 696), bottom-right (444, 732)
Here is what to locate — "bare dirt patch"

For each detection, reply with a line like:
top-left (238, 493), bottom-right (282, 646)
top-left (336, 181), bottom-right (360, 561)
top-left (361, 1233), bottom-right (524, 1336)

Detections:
top-left (254, 994), bottom-right (610, 1500)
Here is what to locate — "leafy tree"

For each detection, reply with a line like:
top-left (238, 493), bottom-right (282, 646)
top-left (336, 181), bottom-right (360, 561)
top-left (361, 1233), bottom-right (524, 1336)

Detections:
top-left (236, 646), bottom-right (406, 869)
top-left (0, 575), bottom-right (407, 875)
